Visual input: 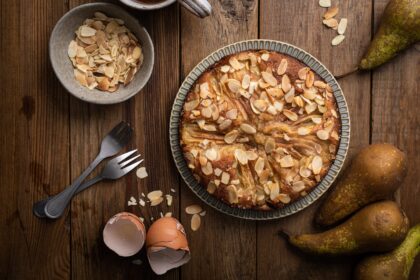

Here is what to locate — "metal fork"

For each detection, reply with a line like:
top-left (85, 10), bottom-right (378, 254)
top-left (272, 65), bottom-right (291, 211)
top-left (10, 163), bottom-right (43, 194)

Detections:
top-left (33, 150), bottom-right (142, 218)
top-left (39, 121), bottom-right (133, 219)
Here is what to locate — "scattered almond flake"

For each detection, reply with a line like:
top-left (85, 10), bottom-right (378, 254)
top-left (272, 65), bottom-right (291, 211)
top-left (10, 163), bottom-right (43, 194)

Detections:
top-left (147, 190), bottom-right (163, 201)
top-left (136, 167), bottom-right (148, 179)
top-left (323, 18), bottom-right (338, 29)
top-left (128, 200), bottom-right (137, 206)
top-left (337, 18), bottom-right (348, 35)
top-left (312, 156), bottom-right (323, 175)
top-left (141, 192), bottom-right (145, 197)
top-left (132, 259), bottom-right (142, 266)
top-left (323, 6), bottom-right (339, 19)
top-left (170, 188), bottom-right (176, 193)
top-left (139, 217), bottom-right (144, 223)
top-left (261, 53), bottom-right (270, 61)
top-left (191, 214), bottom-right (201, 231)
top-left (160, 212), bottom-right (164, 218)
top-left (199, 211), bottom-right (206, 217)
top-left (319, 0), bottom-right (331, 8)
top-left (139, 198), bottom-right (145, 207)
top-left (185, 204), bottom-right (203, 215)
top-left (150, 217), bottom-right (154, 221)
top-left (164, 212), bottom-right (173, 217)
top-left (332, 34), bottom-right (345, 46)
top-left (150, 197), bottom-right (164, 206)
top-left (317, 129), bottom-right (330, 140)
top-left (166, 194), bottom-right (173, 206)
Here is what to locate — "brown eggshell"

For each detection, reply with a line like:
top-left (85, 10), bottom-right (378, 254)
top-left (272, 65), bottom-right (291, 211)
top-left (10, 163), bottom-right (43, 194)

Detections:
top-left (146, 217), bottom-right (189, 251)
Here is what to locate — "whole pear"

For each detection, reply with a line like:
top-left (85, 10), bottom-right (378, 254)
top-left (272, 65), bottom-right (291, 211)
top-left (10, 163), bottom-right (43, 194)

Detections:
top-left (354, 223), bottom-right (420, 280)
top-left (285, 201), bottom-right (409, 256)
top-left (359, 0), bottom-right (420, 70)
top-left (316, 143), bottom-right (407, 227)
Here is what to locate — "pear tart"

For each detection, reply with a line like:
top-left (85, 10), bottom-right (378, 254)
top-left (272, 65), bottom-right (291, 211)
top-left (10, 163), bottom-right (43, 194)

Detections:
top-left (180, 50), bottom-right (340, 210)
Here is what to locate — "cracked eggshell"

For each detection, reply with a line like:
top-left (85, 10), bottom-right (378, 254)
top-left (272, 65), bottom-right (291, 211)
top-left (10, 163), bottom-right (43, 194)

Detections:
top-left (103, 212), bottom-right (146, 257)
top-left (146, 217), bottom-right (191, 275)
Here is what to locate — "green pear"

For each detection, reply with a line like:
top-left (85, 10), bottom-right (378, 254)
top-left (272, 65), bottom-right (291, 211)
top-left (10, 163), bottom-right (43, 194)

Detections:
top-left (315, 144), bottom-right (407, 227)
top-left (354, 223), bottom-right (420, 280)
top-left (359, 0), bottom-right (420, 70)
top-left (283, 201), bottom-right (409, 256)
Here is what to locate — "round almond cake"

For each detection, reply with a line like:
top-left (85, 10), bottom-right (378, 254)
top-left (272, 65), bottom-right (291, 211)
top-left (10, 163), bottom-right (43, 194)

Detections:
top-left (180, 50), bottom-right (340, 210)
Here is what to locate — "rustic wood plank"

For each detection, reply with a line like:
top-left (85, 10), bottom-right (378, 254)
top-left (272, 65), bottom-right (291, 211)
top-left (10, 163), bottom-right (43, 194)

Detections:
top-left (0, 0), bottom-right (71, 279)
top-left (68, 0), bottom-right (180, 279)
top-left (258, 0), bottom-right (372, 279)
top-left (371, 1), bottom-right (420, 279)
top-left (179, 1), bottom-right (259, 279)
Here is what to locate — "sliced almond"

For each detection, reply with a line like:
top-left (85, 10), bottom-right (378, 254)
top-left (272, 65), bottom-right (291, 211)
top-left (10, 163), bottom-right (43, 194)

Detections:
top-left (323, 6), bottom-right (339, 19)
top-left (234, 149), bottom-right (249, 165)
top-left (226, 109), bottom-right (238, 120)
top-left (298, 67), bottom-right (310, 80)
top-left (278, 193), bottom-right (291, 204)
top-left (331, 35), bottom-right (345, 46)
top-left (68, 40), bottom-right (78, 58)
top-left (299, 166), bottom-right (312, 178)
top-left (280, 155), bottom-right (294, 168)
top-left (253, 99), bottom-right (268, 112)
top-left (205, 148), bottom-right (218, 161)
top-left (246, 151), bottom-right (258, 161)
top-left (292, 181), bottom-right (306, 193)
top-left (227, 79), bottom-right (241, 93)
top-left (147, 190), bottom-right (163, 201)
top-left (277, 59), bottom-right (288, 75)
top-left (316, 129), bottom-right (329, 140)
top-left (150, 197), bottom-right (164, 206)
top-left (136, 167), bottom-right (148, 179)
top-left (240, 123), bottom-right (257, 134)
top-left (281, 74), bottom-right (291, 92)
top-left (283, 109), bottom-right (298, 121)
top-left (226, 185), bottom-right (238, 204)
top-left (323, 18), bottom-right (338, 29)
top-left (221, 172), bottom-right (230, 185)
top-left (297, 127), bottom-right (311, 135)
top-left (312, 156), bottom-right (323, 175)
top-left (254, 157), bottom-right (265, 175)
top-left (166, 194), bottom-right (173, 206)
top-left (305, 71), bottom-right (314, 88)
top-left (229, 57), bottom-right (244, 70)
top-left (191, 214), bottom-right (201, 231)
top-left (337, 18), bottom-right (348, 35)
top-left (207, 181), bottom-right (217, 194)
top-left (242, 74), bottom-right (250, 89)
top-left (185, 99), bottom-right (199, 111)
top-left (319, 0), bottom-right (331, 8)
top-left (201, 162), bottom-right (213, 175)
top-left (264, 138), bottom-right (276, 153)
top-left (261, 71), bottom-right (278, 87)
top-left (220, 65), bottom-right (230, 73)
top-left (80, 25), bottom-right (97, 37)
top-left (224, 130), bottom-right (239, 144)
top-left (185, 204), bottom-right (203, 215)
top-left (261, 53), bottom-right (270, 61)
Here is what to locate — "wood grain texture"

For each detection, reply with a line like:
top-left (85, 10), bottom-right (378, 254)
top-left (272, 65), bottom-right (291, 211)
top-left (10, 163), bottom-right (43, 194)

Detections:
top-left (68, 0), bottom-right (180, 279)
top-left (179, 1), bottom-right (259, 279)
top-left (371, 1), bottom-right (420, 279)
top-left (258, 0), bottom-right (372, 279)
top-left (0, 0), bottom-right (71, 279)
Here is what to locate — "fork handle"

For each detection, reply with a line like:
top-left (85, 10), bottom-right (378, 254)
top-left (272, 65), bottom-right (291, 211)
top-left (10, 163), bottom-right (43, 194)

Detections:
top-left (44, 155), bottom-right (103, 219)
top-left (33, 176), bottom-right (103, 218)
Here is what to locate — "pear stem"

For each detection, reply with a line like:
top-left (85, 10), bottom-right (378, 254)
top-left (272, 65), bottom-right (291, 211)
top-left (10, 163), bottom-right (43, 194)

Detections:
top-left (334, 66), bottom-right (359, 79)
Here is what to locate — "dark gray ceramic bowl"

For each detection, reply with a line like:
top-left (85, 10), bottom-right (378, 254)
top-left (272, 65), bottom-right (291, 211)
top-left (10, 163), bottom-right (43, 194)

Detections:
top-left (169, 40), bottom-right (351, 220)
top-left (50, 2), bottom-right (154, 104)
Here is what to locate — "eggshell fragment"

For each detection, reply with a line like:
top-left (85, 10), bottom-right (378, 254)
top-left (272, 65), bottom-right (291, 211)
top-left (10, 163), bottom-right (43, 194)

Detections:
top-left (103, 212), bottom-right (146, 257)
top-left (146, 217), bottom-right (191, 275)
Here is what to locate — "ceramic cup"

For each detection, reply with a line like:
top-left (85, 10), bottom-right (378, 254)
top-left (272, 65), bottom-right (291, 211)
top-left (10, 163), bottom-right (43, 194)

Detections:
top-left (119, 0), bottom-right (211, 18)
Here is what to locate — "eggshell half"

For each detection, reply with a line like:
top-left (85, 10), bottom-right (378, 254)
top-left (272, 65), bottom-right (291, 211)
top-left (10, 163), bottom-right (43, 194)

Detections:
top-left (103, 212), bottom-right (146, 257)
top-left (146, 217), bottom-right (191, 275)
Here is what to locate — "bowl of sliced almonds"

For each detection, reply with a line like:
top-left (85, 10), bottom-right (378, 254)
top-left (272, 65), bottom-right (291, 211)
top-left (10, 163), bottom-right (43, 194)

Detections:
top-left (50, 2), bottom-right (154, 104)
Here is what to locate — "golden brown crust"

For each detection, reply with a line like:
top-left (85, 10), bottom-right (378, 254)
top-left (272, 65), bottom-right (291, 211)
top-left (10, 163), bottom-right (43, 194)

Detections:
top-left (180, 50), bottom-right (340, 210)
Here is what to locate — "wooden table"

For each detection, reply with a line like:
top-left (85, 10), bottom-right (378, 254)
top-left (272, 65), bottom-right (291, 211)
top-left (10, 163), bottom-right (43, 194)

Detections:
top-left (1, 0), bottom-right (419, 279)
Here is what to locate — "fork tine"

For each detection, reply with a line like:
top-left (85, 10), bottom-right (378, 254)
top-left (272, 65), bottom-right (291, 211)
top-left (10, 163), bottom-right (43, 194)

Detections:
top-left (122, 160), bottom-right (143, 174)
top-left (112, 149), bottom-right (137, 163)
top-left (120, 154), bottom-right (141, 168)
